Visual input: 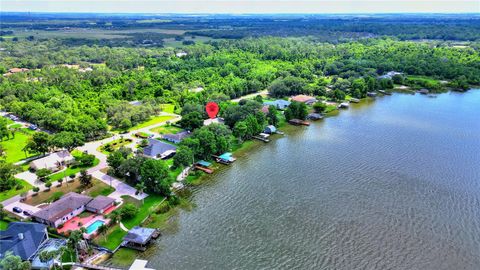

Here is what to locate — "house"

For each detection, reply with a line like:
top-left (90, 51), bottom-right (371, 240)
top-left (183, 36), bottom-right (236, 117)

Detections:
top-left (142, 139), bottom-right (177, 159)
top-left (123, 227), bottom-right (159, 251)
top-left (0, 222), bottom-right (48, 261)
top-left (307, 113), bottom-right (323, 120)
top-left (30, 150), bottom-right (75, 172)
top-left (162, 130), bottom-right (191, 144)
top-left (291, 95), bottom-right (317, 105)
top-left (215, 152), bottom-right (236, 164)
top-left (85, 196), bottom-right (116, 214)
top-left (263, 100), bottom-right (291, 110)
top-left (128, 100), bottom-right (143, 106)
top-left (203, 117), bottom-right (225, 126)
top-left (378, 71), bottom-right (402, 79)
top-left (263, 125), bottom-right (277, 134)
top-left (33, 192), bottom-right (93, 228)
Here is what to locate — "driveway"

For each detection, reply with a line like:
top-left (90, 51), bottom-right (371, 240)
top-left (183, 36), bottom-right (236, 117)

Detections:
top-left (3, 201), bottom-right (42, 219)
top-left (91, 171), bottom-right (147, 202)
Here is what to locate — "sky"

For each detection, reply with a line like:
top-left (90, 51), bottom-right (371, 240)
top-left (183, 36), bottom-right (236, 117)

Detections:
top-left (1, 0), bottom-right (479, 14)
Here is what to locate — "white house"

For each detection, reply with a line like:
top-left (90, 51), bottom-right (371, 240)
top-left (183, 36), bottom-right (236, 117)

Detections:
top-left (30, 150), bottom-right (74, 172)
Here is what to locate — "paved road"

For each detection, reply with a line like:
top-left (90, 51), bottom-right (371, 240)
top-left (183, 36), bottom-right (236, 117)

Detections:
top-left (3, 112), bottom-right (181, 216)
top-left (231, 90), bottom-right (268, 103)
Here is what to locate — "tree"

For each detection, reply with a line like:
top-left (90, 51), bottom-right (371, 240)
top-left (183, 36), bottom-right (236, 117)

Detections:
top-left (179, 111), bottom-right (204, 131)
top-left (118, 156), bottom-right (145, 184)
top-left (0, 161), bottom-right (18, 192)
top-left (76, 153), bottom-right (96, 167)
top-left (97, 224), bottom-right (108, 241)
top-left (120, 203), bottom-right (138, 219)
top-left (173, 146), bottom-right (193, 168)
top-left (233, 121), bottom-right (248, 141)
top-left (0, 118), bottom-right (9, 141)
top-left (25, 132), bottom-right (51, 155)
top-left (107, 150), bottom-right (126, 175)
top-left (0, 204), bottom-right (6, 220)
top-left (135, 181), bottom-right (146, 204)
top-left (313, 102), bottom-right (327, 113)
top-left (332, 89), bottom-right (346, 102)
top-left (36, 168), bottom-right (52, 182)
top-left (45, 182), bottom-right (52, 191)
top-left (79, 170), bottom-right (92, 187)
top-left (0, 252), bottom-right (31, 270)
top-left (284, 101), bottom-right (308, 120)
top-left (140, 159), bottom-right (172, 196)
top-left (266, 106), bottom-right (279, 126)
top-left (51, 132), bottom-right (85, 152)
top-left (108, 209), bottom-right (122, 224)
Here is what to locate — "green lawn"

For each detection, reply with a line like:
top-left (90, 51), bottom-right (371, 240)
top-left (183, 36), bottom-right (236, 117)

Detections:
top-left (0, 128), bottom-right (36, 163)
top-left (47, 158), bottom-right (100, 183)
top-left (110, 248), bottom-right (138, 267)
top-left (129, 115), bottom-right (175, 131)
top-left (97, 138), bottom-right (133, 154)
top-left (86, 183), bottom-right (115, 197)
top-left (149, 125), bottom-right (182, 135)
top-left (160, 104), bottom-right (175, 114)
top-left (0, 179), bottom-right (33, 202)
top-left (121, 194), bottom-right (165, 229)
top-left (94, 225), bottom-right (127, 250)
top-left (0, 220), bottom-right (10, 230)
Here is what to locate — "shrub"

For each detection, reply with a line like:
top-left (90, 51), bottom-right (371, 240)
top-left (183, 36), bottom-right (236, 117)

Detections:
top-left (120, 203), bottom-right (138, 219)
top-left (15, 183), bottom-right (24, 190)
top-left (32, 186), bottom-right (40, 193)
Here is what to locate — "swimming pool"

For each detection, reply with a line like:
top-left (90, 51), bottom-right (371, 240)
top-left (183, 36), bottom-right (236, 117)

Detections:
top-left (86, 220), bottom-right (105, 234)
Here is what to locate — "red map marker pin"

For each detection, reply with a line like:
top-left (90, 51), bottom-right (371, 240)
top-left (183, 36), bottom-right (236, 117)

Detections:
top-left (206, 102), bottom-right (219, 119)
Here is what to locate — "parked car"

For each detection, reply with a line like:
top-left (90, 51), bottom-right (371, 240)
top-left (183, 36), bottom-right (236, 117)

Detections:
top-left (13, 207), bottom-right (22, 213)
top-left (23, 210), bottom-right (32, 216)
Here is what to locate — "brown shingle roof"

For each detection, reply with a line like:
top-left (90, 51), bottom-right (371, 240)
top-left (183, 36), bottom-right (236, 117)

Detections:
top-left (33, 192), bottom-right (92, 223)
top-left (86, 196), bottom-right (115, 211)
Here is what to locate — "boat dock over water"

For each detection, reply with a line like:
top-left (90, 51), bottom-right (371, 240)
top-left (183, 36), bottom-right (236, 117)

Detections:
top-left (253, 133), bottom-right (270, 143)
top-left (288, 119), bottom-right (310, 126)
top-left (378, 90), bottom-right (392, 95)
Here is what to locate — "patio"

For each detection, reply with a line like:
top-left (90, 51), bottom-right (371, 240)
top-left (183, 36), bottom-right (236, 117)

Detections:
top-left (57, 205), bottom-right (116, 235)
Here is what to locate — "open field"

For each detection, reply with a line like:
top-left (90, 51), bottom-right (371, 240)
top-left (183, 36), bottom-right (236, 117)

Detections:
top-left (0, 128), bottom-right (36, 163)
top-left (24, 178), bottom-right (113, 206)
top-left (149, 125), bottom-right (182, 135)
top-left (7, 28), bottom-right (193, 40)
top-left (129, 115), bottom-right (175, 130)
top-left (0, 179), bottom-right (33, 202)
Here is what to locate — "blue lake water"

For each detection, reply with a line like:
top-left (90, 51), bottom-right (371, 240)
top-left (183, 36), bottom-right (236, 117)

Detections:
top-left (133, 90), bottom-right (480, 269)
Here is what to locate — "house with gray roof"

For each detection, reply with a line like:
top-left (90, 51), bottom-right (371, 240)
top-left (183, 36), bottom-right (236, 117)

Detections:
top-left (0, 222), bottom-right (48, 260)
top-left (142, 139), bottom-right (177, 159)
top-left (33, 192), bottom-right (93, 228)
top-left (86, 196), bottom-right (116, 214)
top-left (161, 130), bottom-right (191, 144)
top-left (123, 226), bottom-right (159, 251)
top-left (264, 100), bottom-right (291, 110)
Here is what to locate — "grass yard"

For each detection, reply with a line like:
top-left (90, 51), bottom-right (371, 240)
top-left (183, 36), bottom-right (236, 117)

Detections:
top-left (94, 224), bottom-right (127, 250)
top-left (110, 248), bottom-right (138, 267)
top-left (160, 104), bottom-right (175, 114)
top-left (97, 138), bottom-right (133, 154)
top-left (129, 115), bottom-right (175, 131)
top-left (24, 178), bottom-right (113, 206)
top-left (47, 158), bottom-right (100, 183)
top-left (0, 220), bottom-right (9, 230)
top-left (0, 179), bottom-right (33, 202)
top-left (120, 194), bottom-right (165, 229)
top-left (149, 125), bottom-right (182, 135)
top-left (0, 128), bottom-right (36, 163)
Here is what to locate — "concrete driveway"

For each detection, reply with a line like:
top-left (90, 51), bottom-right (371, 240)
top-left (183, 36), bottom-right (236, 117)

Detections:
top-left (91, 171), bottom-right (147, 202)
top-left (3, 201), bottom-right (42, 219)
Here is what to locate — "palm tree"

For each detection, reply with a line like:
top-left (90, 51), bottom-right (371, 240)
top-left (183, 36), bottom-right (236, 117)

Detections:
top-left (108, 210), bottom-right (121, 224)
top-left (97, 224), bottom-right (108, 241)
top-left (135, 181), bottom-right (146, 204)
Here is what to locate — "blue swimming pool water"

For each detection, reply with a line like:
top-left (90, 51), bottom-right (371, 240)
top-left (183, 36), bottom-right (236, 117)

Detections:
top-left (86, 220), bottom-right (105, 234)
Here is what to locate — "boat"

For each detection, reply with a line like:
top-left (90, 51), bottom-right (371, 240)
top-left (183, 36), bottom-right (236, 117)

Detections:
top-left (378, 90), bottom-right (392, 95)
top-left (338, 102), bottom-right (349, 109)
top-left (349, 98), bottom-right (360, 103)
top-left (367, 92), bottom-right (377, 97)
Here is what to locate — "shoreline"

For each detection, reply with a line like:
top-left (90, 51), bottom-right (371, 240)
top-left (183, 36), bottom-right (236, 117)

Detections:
top-left (102, 88), bottom-right (478, 267)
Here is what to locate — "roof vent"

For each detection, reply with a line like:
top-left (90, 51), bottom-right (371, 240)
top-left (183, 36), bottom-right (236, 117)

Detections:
top-left (18, 233), bottom-right (24, 240)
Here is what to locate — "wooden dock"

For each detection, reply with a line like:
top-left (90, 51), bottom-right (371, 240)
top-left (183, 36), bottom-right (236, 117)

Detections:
top-left (252, 135), bottom-right (270, 143)
top-left (288, 119), bottom-right (310, 126)
top-left (194, 165), bottom-right (213, 174)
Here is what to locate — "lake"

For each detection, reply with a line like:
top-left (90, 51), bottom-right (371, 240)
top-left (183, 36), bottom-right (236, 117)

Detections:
top-left (141, 90), bottom-right (480, 269)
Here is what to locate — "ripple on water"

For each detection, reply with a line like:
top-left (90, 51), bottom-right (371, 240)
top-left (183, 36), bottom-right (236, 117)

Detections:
top-left (137, 91), bottom-right (480, 270)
